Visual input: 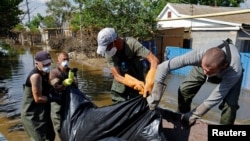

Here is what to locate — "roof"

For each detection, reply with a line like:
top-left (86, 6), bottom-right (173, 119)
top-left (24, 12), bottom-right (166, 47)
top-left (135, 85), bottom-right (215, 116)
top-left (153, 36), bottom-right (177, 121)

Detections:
top-left (159, 3), bottom-right (250, 24)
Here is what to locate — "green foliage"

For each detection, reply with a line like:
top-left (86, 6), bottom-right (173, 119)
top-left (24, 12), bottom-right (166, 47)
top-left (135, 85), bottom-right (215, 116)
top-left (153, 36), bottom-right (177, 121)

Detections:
top-left (26, 14), bottom-right (43, 28)
top-left (26, 13), bottom-right (44, 33)
top-left (13, 24), bottom-right (26, 32)
top-left (46, 0), bottom-right (74, 28)
top-left (42, 16), bottom-right (59, 28)
top-left (15, 0), bottom-right (244, 39)
top-left (72, 0), bottom-right (167, 39)
top-left (0, 41), bottom-right (18, 57)
top-left (25, 13), bottom-right (59, 31)
top-left (185, 0), bottom-right (244, 7)
top-left (70, 13), bottom-right (81, 32)
top-left (0, 0), bottom-right (23, 36)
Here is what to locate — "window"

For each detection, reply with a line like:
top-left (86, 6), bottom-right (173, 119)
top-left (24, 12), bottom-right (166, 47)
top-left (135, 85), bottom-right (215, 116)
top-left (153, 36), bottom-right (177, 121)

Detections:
top-left (167, 12), bottom-right (171, 18)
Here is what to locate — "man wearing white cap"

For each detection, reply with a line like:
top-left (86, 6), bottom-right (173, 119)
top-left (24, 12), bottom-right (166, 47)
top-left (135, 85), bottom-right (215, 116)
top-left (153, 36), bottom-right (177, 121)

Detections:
top-left (97, 27), bottom-right (159, 103)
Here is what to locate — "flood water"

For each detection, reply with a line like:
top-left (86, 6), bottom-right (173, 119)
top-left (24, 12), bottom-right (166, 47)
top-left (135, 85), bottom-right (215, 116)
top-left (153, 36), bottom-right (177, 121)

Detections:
top-left (0, 45), bottom-right (113, 140)
top-left (0, 45), bottom-right (250, 140)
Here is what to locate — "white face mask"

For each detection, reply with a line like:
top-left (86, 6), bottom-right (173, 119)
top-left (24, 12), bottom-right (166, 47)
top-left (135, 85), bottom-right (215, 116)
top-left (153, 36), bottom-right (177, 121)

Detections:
top-left (42, 66), bottom-right (51, 73)
top-left (105, 47), bottom-right (117, 57)
top-left (61, 60), bottom-right (69, 68)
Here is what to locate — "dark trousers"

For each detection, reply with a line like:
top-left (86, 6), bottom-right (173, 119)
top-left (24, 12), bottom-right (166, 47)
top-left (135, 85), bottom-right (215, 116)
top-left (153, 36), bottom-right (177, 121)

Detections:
top-left (178, 66), bottom-right (243, 125)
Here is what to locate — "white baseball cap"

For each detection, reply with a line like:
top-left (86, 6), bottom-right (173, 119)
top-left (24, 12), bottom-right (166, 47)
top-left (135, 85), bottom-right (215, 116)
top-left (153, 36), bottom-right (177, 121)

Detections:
top-left (97, 28), bottom-right (117, 56)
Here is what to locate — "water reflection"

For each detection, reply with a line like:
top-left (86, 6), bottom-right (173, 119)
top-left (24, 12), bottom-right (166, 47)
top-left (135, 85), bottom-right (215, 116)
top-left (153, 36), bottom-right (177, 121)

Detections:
top-left (1, 55), bottom-right (23, 117)
top-left (76, 68), bottom-right (113, 106)
top-left (0, 47), bottom-right (113, 118)
top-left (0, 46), bottom-right (114, 140)
top-left (0, 44), bottom-right (250, 140)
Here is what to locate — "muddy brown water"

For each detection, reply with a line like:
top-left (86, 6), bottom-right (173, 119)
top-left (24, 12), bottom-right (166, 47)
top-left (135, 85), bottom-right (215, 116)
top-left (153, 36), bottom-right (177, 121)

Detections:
top-left (0, 45), bottom-right (113, 140)
top-left (0, 45), bottom-right (250, 140)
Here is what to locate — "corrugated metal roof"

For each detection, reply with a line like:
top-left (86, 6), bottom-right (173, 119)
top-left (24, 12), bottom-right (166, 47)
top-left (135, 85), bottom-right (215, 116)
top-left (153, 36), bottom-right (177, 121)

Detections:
top-left (169, 3), bottom-right (250, 24)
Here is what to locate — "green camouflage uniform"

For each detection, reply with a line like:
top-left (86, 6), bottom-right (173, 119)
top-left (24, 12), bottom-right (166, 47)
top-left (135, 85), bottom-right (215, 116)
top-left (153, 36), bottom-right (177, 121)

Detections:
top-left (106, 37), bottom-right (150, 103)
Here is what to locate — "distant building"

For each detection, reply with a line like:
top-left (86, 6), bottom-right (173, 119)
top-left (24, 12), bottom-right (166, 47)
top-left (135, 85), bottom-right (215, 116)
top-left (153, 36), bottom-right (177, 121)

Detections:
top-left (39, 21), bottom-right (72, 45)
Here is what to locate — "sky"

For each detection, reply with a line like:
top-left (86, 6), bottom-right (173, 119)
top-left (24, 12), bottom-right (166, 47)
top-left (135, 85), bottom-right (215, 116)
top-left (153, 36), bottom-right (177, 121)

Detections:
top-left (20, 0), bottom-right (50, 24)
top-left (20, 0), bottom-right (78, 24)
top-left (240, 0), bottom-right (250, 8)
top-left (20, 0), bottom-right (250, 24)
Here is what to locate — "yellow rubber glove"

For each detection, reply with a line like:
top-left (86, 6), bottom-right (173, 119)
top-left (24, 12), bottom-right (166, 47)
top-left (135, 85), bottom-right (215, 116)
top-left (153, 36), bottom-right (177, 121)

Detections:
top-left (63, 79), bottom-right (73, 86)
top-left (143, 68), bottom-right (156, 98)
top-left (63, 70), bottom-right (74, 86)
top-left (123, 74), bottom-right (144, 95)
top-left (68, 70), bottom-right (74, 79)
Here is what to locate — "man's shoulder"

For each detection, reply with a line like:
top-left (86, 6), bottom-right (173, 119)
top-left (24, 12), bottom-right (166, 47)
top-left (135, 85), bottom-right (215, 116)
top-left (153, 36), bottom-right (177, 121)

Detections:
top-left (50, 68), bottom-right (62, 76)
top-left (123, 37), bottom-right (138, 44)
top-left (51, 68), bottom-right (60, 73)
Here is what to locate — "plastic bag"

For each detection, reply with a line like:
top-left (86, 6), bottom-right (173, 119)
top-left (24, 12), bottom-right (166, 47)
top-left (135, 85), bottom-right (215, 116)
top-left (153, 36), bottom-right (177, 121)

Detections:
top-left (60, 87), bottom-right (166, 141)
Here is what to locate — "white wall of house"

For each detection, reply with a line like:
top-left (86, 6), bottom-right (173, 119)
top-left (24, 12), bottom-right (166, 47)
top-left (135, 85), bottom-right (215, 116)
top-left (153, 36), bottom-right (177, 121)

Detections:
top-left (38, 26), bottom-right (49, 44)
top-left (63, 29), bottom-right (72, 37)
top-left (156, 3), bottom-right (250, 53)
top-left (157, 6), bottom-right (240, 50)
top-left (191, 31), bottom-right (237, 49)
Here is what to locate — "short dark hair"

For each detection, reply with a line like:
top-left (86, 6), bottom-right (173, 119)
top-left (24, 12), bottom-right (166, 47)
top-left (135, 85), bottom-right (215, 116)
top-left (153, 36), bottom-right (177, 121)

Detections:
top-left (202, 47), bottom-right (227, 68)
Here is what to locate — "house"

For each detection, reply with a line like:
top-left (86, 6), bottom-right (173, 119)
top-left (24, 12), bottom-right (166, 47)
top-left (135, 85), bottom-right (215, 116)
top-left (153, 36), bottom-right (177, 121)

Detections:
top-left (9, 26), bottom-right (41, 46)
top-left (155, 3), bottom-right (250, 53)
top-left (155, 3), bottom-right (250, 90)
top-left (39, 21), bottom-right (72, 45)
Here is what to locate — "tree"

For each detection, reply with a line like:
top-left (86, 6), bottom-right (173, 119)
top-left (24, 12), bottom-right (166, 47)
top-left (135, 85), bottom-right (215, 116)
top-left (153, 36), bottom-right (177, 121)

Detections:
top-left (46, 0), bottom-right (74, 29)
top-left (25, 13), bottom-right (44, 33)
top-left (25, 13), bottom-right (58, 32)
top-left (0, 0), bottom-right (23, 37)
top-left (42, 15), bottom-right (59, 28)
top-left (175, 0), bottom-right (245, 7)
top-left (71, 0), bottom-right (167, 40)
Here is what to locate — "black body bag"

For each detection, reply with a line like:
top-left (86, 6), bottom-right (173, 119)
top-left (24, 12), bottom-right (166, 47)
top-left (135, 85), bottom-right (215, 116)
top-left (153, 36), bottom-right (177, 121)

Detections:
top-left (60, 87), bottom-right (167, 141)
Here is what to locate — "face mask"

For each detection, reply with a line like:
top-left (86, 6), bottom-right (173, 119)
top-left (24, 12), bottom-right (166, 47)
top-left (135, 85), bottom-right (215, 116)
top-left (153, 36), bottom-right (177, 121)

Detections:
top-left (61, 60), bottom-right (69, 68)
top-left (106, 47), bottom-right (117, 57)
top-left (99, 51), bottom-right (105, 57)
top-left (42, 66), bottom-right (51, 73)
top-left (206, 73), bottom-right (218, 77)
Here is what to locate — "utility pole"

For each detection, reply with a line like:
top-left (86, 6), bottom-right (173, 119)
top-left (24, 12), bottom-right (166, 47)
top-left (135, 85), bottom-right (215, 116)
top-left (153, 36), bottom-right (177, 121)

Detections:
top-left (25, 0), bottom-right (30, 23)
top-left (80, 13), bottom-right (82, 45)
top-left (25, 0), bottom-right (33, 46)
